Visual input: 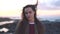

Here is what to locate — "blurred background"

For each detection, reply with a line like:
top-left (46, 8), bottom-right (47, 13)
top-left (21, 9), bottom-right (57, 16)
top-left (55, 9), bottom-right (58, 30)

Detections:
top-left (0, 0), bottom-right (60, 34)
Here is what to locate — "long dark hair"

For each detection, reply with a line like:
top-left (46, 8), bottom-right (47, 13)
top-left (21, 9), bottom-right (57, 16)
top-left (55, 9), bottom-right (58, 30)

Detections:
top-left (14, 0), bottom-right (45, 34)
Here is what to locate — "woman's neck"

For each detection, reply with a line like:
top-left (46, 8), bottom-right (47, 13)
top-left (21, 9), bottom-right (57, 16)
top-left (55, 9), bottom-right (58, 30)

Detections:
top-left (28, 18), bottom-right (34, 23)
top-left (29, 19), bottom-right (34, 22)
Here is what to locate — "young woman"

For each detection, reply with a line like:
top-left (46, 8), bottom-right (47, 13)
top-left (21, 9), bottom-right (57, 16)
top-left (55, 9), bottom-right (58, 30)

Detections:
top-left (14, 0), bottom-right (45, 34)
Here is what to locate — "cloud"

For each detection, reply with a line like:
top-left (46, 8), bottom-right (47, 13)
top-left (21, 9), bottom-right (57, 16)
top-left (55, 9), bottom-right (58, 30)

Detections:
top-left (53, 0), bottom-right (60, 6)
top-left (38, 0), bottom-right (60, 10)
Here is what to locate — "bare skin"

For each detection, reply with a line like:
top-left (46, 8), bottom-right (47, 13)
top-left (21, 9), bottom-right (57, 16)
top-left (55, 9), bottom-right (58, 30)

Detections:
top-left (25, 7), bottom-right (35, 23)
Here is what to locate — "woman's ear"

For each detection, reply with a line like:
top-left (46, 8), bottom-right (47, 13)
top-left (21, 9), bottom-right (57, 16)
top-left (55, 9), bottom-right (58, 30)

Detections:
top-left (21, 13), bottom-right (24, 19)
top-left (33, 11), bottom-right (36, 16)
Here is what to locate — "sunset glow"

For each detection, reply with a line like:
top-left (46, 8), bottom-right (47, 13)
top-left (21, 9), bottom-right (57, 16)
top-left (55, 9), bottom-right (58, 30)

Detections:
top-left (0, 0), bottom-right (60, 18)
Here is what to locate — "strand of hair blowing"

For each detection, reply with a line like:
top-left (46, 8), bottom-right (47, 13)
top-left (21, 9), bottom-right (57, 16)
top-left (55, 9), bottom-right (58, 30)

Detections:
top-left (14, 12), bottom-right (28, 34)
top-left (34, 9), bottom-right (45, 34)
top-left (35, 17), bottom-right (45, 34)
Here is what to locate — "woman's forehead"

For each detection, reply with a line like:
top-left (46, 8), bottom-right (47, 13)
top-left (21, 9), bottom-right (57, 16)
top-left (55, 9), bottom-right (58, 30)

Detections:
top-left (25, 7), bottom-right (33, 12)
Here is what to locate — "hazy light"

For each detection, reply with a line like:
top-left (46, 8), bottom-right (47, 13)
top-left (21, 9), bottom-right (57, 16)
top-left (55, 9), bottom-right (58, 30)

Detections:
top-left (0, 21), bottom-right (14, 25)
top-left (0, 28), bottom-right (9, 32)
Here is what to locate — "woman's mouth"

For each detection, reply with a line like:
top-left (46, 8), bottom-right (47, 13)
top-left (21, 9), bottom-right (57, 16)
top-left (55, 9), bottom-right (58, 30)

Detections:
top-left (27, 16), bottom-right (30, 18)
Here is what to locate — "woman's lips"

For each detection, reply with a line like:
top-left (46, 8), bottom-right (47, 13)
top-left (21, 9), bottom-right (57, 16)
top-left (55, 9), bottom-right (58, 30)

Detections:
top-left (27, 16), bottom-right (30, 18)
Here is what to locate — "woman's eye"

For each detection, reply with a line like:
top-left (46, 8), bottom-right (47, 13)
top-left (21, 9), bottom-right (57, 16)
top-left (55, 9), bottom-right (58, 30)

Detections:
top-left (25, 11), bottom-right (32, 14)
top-left (25, 12), bottom-right (28, 14)
top-left (29, 11), bottom-right (32, 14)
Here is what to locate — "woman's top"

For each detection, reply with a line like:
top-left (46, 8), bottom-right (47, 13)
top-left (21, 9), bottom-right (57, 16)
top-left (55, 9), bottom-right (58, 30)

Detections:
top-left (29, 22), bottom-right (35, 34)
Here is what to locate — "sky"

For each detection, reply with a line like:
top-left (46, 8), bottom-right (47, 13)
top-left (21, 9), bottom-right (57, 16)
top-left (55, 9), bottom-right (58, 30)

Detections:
top-left (0, 0), bottom-right (60, 20)
top-left (38, 0), bottom-right (60, 10)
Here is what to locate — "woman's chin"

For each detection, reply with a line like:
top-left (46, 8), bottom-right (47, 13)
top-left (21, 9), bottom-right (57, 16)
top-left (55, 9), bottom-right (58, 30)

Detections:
top-left (28, 18), bottom-right (31, 21)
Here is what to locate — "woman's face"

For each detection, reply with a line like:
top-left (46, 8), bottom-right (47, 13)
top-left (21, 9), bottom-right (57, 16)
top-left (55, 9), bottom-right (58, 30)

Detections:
top-left (24, 7), bottom-right (35, 20)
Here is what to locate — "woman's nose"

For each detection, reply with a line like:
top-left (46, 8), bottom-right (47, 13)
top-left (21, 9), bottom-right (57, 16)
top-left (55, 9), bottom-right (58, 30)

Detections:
top-left (27, 13), bottom-right (30, 16)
